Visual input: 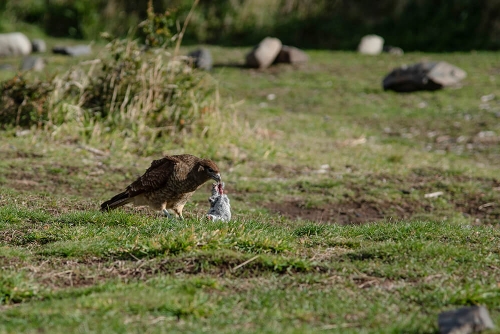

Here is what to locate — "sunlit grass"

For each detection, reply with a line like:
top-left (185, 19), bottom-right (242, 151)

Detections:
top-left (0, 42), bottom-right (499, 333)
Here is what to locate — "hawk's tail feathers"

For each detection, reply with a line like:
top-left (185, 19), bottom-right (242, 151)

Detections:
top-left (100, 192), bottom-right (131, 211)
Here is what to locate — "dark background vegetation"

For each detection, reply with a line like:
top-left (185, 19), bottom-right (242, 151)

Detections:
top-left (1, 0), bottom-right (500, 51)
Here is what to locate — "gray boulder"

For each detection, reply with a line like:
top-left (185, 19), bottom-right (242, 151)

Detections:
top-left (187, 48), bottom-right (213, 70)
top-left (438, 306), bottom-right (494, 334)
top-left (20, 56), bottom-right (45, 71)
top-left (0, 32), bottom-right (32, 57)
top-left (274, 45), bottom-right (309, 64)
top-left (358, 34), bottom-right (384, 55)
top-left (31, 39), bottom-right (47, 53)
top-left (383, 61), bottom-right (467, 92)
top-left (52, 45), bottom-right (92, 56)
top-left (246, 37), bottom-right (282, 69)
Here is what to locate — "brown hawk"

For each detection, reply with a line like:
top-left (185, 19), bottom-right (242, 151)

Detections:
top-left (100, 154), bottom-right (221, 219)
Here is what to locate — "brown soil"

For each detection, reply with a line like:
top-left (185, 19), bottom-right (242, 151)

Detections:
top-left (265, 168), bottom-right (500, 225)
top-left (1, 253), bottom-right (322, 291)
top-left (267, 199), bottom-right (415, 225)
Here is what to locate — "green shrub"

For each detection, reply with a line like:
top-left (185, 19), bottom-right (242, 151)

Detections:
top-left (0, 76), bottom-right (53, 128)
top-left (0, 6), bottom-right (219, 148)
top-left (138, 1), bottom-right (178, 48)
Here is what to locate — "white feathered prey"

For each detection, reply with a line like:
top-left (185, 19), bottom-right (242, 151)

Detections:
top-left (206, 182), bottom-right (231, 222)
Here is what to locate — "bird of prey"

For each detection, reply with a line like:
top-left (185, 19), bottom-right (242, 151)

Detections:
top-left (100, 154), bottom-right (221, 219)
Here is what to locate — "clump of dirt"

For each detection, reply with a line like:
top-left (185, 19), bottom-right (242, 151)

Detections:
top-left (1, 253), bottom-right (323, 292)
top-left (265, 167), bottom-right (500, 225)
top-left (267, 199), bottom-right (417, 225)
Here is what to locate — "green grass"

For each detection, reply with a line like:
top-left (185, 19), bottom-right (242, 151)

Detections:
top-left (2, 211), bottom-right (500, 333)
top-left (1, 40), bottom-right (500, 333)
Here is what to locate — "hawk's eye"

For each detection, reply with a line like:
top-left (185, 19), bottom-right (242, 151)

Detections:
top-left (207, 167), bottom-right (214, 173)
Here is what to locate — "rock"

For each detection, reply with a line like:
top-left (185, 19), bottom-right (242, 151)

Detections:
top-left (206, 183), bottom-right (231, 222)
top-left (427, 61), bottom-right (467, 86)
top-left (187, 48), bottom-right (213, 70)
top-left (0, 64), bottom-right (16, 71)
top-left (31, 39), bottom-right (46, 53)
top-left (246, 37), bottom-right (282, 69)
top-left (438, 306), bottom-right (495, 334)
top-left (358, 34), bottom-right (384, 55)
top-left (0, 32), bottom-right (32, 57)
top-left (52, 45), bottom-right (92, 56)
top-left (274, 45), bottom-right (309, 64)
top-left (383, 61), bottom-right (467, 92)
top-left (20, 56), bottom-right (45, 71)
top-left (383, 45), bottom-right (404, 55)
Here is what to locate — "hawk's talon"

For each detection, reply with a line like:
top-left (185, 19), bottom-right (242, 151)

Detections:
top-left (163, 209), bottom-right (173, 218)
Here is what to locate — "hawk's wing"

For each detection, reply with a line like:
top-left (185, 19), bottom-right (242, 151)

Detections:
top-left (126, 156), bottom-right (182, 197)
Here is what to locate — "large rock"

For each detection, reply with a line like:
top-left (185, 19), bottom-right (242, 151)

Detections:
top-left (246, 37), bottom-right (282, 69)
top-left (427, 61), bottom-right (467, 86)
top-left (52, 45), bottom-right (92, 56)
top-left (358, 34), bottom-right (384, 55)
top-left (187, 48), bottom-right (213, 71)
top-left (383, 61), bottom-right (467, 92)
top-left (0, 32), bottom-right (32, 57)
top-left (31, 39), bottom-right (47, 53)
top-left (274, 45), bottom-right (309, 64)
top-left (438, 306), bottom-right (494, 334)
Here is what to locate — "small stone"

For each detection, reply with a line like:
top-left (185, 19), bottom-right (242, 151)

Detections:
top-left (436, 135), bottom-right (451, 143)
top-left (15, 129), bottom-right (31, 137)
top-left (479, 103), bottom-right (490, 110)
top-left (424, 191), bottom-right (444, 198)
top-left (187, 48), bottom-right (213, 70)
top-left (52, 45), bottom-right (92, 56)
top-left (31, 39), bottom-right (46, 53)
top-left (473, 131), bottom-right (499, 144)
top-left (480, 94), bottom-right (495, 102)
top-left (477, 131), bottom-right (496, 138)
top-left (0, 64), bottom-right (15, 71)
top-left (438, 306), bottom-right (494, 334)
top-left (20, 56), bottom-right (45, 71)
top-left (358, 35), bottom-right (384, 55)
top-left (383, 45), bottom-right (404, 55)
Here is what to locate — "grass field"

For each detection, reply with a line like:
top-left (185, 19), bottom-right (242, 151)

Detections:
top-left (1, 41), bottom-right (500, 333)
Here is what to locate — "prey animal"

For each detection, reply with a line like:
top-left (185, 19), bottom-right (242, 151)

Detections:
top-left (101, 154), bottom-right (221, 219)
top-left (206, 182), bottom-right (231, 222)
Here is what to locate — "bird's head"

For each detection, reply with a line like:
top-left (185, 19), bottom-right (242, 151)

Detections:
top-left (197, 159), bottom-right (221, 183)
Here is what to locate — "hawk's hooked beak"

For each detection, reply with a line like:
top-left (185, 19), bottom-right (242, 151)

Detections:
top-left (211, 173), bottom-right (221, 182)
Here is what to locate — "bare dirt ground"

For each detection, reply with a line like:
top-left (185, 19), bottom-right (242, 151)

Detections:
top-left (265, 169), bottom-right (500, 224)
